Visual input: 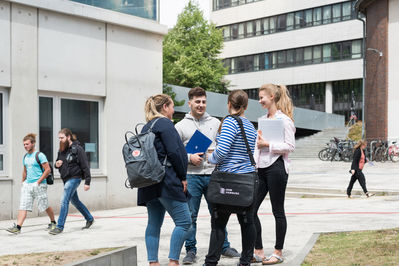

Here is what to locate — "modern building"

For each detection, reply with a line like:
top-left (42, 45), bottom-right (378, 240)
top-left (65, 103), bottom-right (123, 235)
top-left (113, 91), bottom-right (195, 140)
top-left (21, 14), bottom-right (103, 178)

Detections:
top-left (211, 0), bottom-right (364, 121)
top-left (0, 0), bottom-right (167, 220)
top-left (356, 0), bottom-right (399, 140)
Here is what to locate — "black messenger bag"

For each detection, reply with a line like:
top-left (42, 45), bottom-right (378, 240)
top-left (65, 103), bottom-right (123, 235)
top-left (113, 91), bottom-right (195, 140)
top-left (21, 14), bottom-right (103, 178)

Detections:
top-left (206, 115), bottom-right (258, 212)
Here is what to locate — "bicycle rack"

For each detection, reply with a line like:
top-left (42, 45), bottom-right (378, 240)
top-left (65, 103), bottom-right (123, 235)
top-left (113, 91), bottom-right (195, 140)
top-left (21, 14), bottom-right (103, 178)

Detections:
top-left (369, 140), bottom-right (378, 161)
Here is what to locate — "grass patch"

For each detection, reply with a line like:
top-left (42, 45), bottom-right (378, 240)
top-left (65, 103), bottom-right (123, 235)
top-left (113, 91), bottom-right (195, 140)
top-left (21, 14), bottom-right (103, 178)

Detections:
top-left (0, 247), bottom-right (119, 265)
top-left (302, 228), bottom-right (399, 265)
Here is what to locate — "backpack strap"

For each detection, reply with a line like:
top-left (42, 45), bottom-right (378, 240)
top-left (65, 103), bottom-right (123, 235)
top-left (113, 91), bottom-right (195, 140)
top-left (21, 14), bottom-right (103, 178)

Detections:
top-left (35, 152), bottom-right (45, 173)
top-left (228, 115), bottom-right (256, 168)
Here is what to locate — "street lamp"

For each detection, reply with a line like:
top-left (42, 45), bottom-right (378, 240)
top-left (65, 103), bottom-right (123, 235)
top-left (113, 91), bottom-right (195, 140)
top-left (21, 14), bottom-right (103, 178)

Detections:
top-left (367, 48), bottom-right (383, 57)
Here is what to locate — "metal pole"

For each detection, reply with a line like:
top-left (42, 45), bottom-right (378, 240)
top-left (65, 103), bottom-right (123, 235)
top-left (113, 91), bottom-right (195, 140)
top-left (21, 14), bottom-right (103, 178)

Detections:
top-left (357, 13), bottom-right (366, 140)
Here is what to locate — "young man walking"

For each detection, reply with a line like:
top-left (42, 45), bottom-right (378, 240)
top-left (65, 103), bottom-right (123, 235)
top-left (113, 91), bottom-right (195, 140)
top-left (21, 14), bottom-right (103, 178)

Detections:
top-left (7, 133), bottom-right (56, 234)
top-left (175, 87), bottom-right (240, 264)
top-left (49, 128), bottom-right (94, 235)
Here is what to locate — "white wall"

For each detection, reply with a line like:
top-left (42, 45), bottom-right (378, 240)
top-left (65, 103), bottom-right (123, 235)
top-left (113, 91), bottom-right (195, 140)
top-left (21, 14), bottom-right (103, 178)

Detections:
top-left (388, 0), bottom-right (399, 140)
top-left (0, 2), bottom-right (10, 87)
top-left (211, 0), bottom-right (349, 26)
top-left (226, 59), bottom-right (363, 90)
top-left (221, 20), bottom-right (363, 58)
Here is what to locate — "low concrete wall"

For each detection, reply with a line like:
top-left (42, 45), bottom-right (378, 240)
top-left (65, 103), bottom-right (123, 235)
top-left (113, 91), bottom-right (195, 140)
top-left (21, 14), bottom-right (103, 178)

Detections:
top-left (66, 246), bottom-right (137, 266)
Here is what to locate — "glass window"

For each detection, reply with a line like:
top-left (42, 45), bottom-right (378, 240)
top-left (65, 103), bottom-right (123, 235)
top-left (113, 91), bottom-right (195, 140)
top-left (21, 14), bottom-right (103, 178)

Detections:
top-left (304, 47), bottom-right (313, 64)
top-left (342, 41), bottom-right (352, 59)
top-left (272, 52), bottom-right (278, 69)
top-left (313, 7), bottom-right (322, 26)
top-left (295, 11), bottom-right (304, 29)
top-left (39, 97), bottom-right (54, 164)
top-left (264, 53), bottom-right (271, 70)
top-left (61, 99), bottom-right (99, 169)
top-left (332, 43), bottom-right (342, 60)
top-left (246, 21), bottom-right (254, 37)
top-left (259, 54), bottom-right (265, 70)
top-left (0, 93), bottom-right (2, 145)
top-left (237, 57), bottom-right (245, 72)
top-left (305, 9), bottom-right (313, 26)
top-left (262, 18), bottom-right (269, 34)
top-left (286, 13), bottom-right (294, 31)
top-left (287, 49), bottom-right (295, 66)
top-left (255, 19), bottom-right (261, 35)
top-left (277, 14), bottom-right (286, 32)
top-left (333, 3), bottom-right (342, 23)
top-left (254, 54), bottom-right (260, 71)
top-left (342, 2), bottom-right (352, 20)
top-left (232, 0), bottom-right (239, 6)
top-left (231, 24), bottom-right (238, 40)
top-left (295, 48), bottom-right (304, 65)
top-left (0, 154), bottom-right (3, 171)
top-left (238, 23), bottom-right (245, 39)
top-left (223, 26), bottom-right (231, 41)
top-left (352, 40), bottom-right (362, 58)
top-left (313, 45), bottom-right (321, 63)
top-left (323, 6), bottom-right (332, 24)
top-left (231, 58), bottom-right (237, 73)
top-left (323, 44), bottom-right (332, 62)
top-left (245, 55), bottom-right (254, 71)
top-left (224, 58), bottom-right (231, 73)
top-left (269, 16), bottom-right (276, 33)
top-left (277, 51), bottom-right (286, 67)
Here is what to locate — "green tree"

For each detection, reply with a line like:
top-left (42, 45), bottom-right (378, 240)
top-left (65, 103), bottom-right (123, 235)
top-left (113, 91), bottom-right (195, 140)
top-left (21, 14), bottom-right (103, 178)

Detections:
top-left (163, 0), bottom-right (229, 93)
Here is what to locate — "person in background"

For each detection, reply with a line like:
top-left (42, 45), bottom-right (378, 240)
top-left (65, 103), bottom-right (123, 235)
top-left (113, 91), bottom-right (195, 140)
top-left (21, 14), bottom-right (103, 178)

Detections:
top-left (253, 84), bottom-right (295, 265)
top-left (139, 94), bottom-right (191, 266)
top-left (175, 87), bottom-right (240, 264)
top-left (347, 140), bottom-right (375, 198)
top-left (6, 133), bottom-right (56, 234)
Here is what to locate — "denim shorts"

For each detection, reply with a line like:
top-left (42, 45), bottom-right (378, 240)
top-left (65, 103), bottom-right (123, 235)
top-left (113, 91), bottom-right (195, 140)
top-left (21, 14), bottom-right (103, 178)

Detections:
top-left (19, 182), bottom-right (49, 212)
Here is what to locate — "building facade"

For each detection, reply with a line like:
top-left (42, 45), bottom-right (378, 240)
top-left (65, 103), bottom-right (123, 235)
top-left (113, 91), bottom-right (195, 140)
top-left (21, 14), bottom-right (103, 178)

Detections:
top-left (211, 0), bottom-right (364, 121)
top-left (356, 0), bottom-right (399, 141)
top-left (0, 0), bottom-right (167, 220)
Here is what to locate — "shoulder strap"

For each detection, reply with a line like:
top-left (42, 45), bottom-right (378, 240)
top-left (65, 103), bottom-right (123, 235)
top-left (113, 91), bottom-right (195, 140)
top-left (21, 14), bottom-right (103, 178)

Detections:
top-left (35, 152), bottom-right (45, 172)
top-left (228, 115), bottom-right (256, 167)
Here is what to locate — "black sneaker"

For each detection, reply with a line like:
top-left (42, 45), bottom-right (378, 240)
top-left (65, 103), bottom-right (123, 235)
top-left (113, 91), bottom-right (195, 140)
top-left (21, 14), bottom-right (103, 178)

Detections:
top-left (183, 250), bottom-right (196, 264)
top-left (49, 227), bottom-right (63, 235)
top-left (222, 247), bottom-right (240, 258)
top-left (82, 219), bottom-right (94, 229)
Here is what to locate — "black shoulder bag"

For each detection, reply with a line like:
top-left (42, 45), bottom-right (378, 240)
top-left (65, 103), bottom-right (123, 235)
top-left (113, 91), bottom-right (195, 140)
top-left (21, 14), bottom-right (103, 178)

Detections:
top-left (206, 115), bottom-right (258, 213)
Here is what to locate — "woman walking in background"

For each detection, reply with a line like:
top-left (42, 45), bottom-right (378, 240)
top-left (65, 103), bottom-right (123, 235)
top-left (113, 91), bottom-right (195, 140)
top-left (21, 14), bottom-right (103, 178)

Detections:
top-left (347, 140), bottom-right (375, 198)
top-left (204, 89), bottom-right (257, 266)
top-left (139, 94), bottom-right (191, 266)
top-left (253, 84), bottom-right (295, 265)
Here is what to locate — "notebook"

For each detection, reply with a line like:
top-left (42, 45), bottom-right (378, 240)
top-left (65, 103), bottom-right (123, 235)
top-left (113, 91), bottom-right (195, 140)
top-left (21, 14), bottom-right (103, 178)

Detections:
top-left (185, 130), bottom-right (212, 154)
top-left (258, 119), bottom-right (285, 143)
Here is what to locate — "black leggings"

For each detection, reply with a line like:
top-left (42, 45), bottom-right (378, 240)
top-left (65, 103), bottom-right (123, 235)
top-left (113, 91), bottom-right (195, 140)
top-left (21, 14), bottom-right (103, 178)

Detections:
top-left (347, 170), bottom-right (368, 196)
top-left (204, 206), bottom-right (256, 265)
top-left (254, 157), bottom-right (288, 250)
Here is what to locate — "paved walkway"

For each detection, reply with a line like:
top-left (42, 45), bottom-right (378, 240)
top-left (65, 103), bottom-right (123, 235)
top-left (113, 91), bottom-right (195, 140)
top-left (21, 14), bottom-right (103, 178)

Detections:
top-left (1, 159), bottom-right (398, 266)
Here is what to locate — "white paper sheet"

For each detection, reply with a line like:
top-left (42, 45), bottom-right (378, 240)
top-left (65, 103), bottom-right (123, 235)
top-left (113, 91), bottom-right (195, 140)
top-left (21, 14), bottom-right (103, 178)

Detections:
top-left (258, 119), bottom-right (285, 143)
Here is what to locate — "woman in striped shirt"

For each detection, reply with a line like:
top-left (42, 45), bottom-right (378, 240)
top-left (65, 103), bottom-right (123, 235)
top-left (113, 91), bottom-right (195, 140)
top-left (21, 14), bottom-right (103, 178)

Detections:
top-left (204, 90), bottom-right (257, 266)
top-left (253, 84), bottom-right (295, 265)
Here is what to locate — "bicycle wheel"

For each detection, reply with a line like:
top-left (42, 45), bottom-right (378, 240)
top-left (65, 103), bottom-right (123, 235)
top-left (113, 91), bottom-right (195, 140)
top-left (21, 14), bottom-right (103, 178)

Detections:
top-left (390, 148), bottom-right (399, 162)
top-left (374, 147), bottom-right (383, 162)
top-left (318, 148), bottom-right (330, 161)
top-left (342, 150), bottom-right (352, 162)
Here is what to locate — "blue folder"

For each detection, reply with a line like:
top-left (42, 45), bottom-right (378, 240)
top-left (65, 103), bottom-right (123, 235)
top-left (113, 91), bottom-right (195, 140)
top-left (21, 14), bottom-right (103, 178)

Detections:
top-left (185, 130), bottom-right (212, 154)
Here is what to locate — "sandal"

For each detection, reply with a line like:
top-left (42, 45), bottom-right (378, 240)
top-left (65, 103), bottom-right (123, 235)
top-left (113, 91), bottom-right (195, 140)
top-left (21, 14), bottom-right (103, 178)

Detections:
top-left (251, 254), bottom-right (264, 263)
top-left (262, 254), bottom-right (284, 265)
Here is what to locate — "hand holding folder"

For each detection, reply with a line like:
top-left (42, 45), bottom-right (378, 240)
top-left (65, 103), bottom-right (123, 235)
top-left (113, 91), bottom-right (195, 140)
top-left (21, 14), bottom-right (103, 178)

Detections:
top-left (185, 130), bottom-right (212, 155)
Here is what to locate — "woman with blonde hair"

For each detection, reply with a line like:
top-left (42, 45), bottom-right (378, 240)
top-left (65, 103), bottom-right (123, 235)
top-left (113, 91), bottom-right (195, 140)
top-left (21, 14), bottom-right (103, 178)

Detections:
top-left (347, 140), bottom-right (374, 198)
top-left (138, 94), bottom-right (191, 266)
top-left (253, 84), bottom-right (295, 265)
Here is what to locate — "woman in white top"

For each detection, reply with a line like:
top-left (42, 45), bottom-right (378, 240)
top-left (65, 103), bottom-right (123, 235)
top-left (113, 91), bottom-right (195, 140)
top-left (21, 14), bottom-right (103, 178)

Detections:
top-left (253, 84), bottom-right (295, 265)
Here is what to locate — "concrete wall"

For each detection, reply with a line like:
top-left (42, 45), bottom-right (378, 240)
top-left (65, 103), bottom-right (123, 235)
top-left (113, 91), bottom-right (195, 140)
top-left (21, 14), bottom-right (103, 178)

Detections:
top-left (0, 0), bottom-right (166, 220)
top-left (388, 0), bottom-right (399, 140)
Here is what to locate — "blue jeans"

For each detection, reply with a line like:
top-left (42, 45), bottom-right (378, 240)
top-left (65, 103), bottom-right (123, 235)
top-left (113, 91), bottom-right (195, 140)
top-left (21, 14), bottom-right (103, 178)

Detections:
top-left (57, 178), bottom-right (93, 230)
top-left (146, 197), bottom-right (192, 262)
top-left (185, 174), bottom-right (230, 254)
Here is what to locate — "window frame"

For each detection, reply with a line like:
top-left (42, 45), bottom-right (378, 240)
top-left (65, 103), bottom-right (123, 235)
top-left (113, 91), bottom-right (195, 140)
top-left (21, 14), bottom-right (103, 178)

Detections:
top-left (38, 92), bottom-right (104, 175)
top-left (0, 88), bottom-right (8, 176)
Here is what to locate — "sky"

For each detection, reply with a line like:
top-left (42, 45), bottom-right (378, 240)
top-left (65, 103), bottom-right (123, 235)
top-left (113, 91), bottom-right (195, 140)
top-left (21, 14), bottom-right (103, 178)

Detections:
top-left (159, 0), bottom-right (211, 28)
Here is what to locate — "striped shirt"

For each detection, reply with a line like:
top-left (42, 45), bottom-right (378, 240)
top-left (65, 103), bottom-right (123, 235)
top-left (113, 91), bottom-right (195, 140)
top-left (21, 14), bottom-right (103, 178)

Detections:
top-left (209, 116), bottom-right (257, 173)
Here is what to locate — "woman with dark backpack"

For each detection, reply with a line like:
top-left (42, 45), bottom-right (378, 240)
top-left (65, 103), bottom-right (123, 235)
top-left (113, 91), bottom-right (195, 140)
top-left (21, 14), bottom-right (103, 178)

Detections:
top-left (204, 90), bottom-right (257, 266)
top-left (138, 94), bottom-right (191, 266)
top-left (347, 140), bottom-right (375, 198)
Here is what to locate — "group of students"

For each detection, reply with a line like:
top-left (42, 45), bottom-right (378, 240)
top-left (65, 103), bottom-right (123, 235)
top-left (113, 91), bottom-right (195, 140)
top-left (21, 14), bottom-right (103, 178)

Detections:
top-left (140, 84), bottom-right (295, 266)
top-left (6, 129), bottom-right (94, 235)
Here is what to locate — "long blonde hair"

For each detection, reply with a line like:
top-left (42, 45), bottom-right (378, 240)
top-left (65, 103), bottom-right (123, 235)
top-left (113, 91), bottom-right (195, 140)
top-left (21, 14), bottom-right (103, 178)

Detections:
top-left (354, 139), bottom-right (367, 150)
top-left (144, 94), bottom-right (172, 122)
top-left (259, 84), bottom-right (294, 120)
